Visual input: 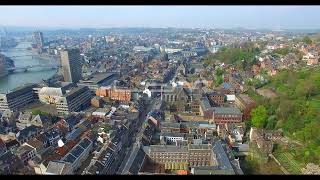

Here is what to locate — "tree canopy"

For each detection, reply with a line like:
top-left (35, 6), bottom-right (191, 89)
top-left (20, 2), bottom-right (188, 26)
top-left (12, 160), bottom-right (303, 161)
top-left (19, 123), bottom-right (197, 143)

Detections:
top-left (247, 67), bottom-right (320, 165)
top-left (251, 105), bottom-right (268, 128)
top-left (203, 43), bottom-right (260, 71)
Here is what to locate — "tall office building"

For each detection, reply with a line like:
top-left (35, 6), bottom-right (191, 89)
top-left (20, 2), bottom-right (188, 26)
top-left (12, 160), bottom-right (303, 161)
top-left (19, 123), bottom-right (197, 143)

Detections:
top-left (60, 49), bottom-right (82, 83)
top-left (32, 31), bottom-right (44, 48)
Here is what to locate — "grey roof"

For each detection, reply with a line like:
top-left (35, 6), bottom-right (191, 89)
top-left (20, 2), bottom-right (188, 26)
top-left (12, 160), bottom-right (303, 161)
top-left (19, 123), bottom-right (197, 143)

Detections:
top-left (66, 128), bottom-right (84, 141)
top-left (43, 128), bottom-right (61, 139)
top-left (200, 97), bottom-right (212, 111)
top-left (160, 122), bottom-right (181, 129)
top-left (78, 119), bottom-right (91, 129)
top-left (213, 107), bottom-right (242, 115)
top-left (46, 161), bottom-right (72, 175)
top-left (199, 123), bottom-right (216, 129)
top-left (16, 144), bottom-right (35, 156)
top-left (5, 83), bottom-right (36, 99)
top-left (80, 73), bottom-right (116, 84)
top-left (0, 151), bottom-right (18, 163)
top-left (79, 138), bottom-right (91, 149)
top-left (129, 148), bottom-right (146, 174)
top-left (32, 114), bottom-right (50, 125)
top-left (18, 113), bottom-right (32, 120)
top-left (63, 86), bottom-right (90, 101)
top-left (180, 121), bottom-right (200, 128)
top-left (188, 144), bottom-right (212, 150)
top-left (64, 114), bottom-right (80, 127)
top-left (70, 145), bottom-right (84, 158)
top-left (85, 145), bottom-right (115, 174)
top-left (212, 140), bottom-right (234, 171)
top-left (63, 153), bottom-right (77, 163)
top-left (143, 145), bottom-right (188, 153)
top-left (16, 125), bottom-right (41, 141)
top-left (62, 138), bottom-right (92, 163)
top-left (121, 146), bottom-right (145, 174)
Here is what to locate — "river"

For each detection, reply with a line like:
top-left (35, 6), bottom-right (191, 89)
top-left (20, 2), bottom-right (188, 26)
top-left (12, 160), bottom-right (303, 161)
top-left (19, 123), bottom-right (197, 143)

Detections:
top-left (0, 42), bottom-right (58, 93)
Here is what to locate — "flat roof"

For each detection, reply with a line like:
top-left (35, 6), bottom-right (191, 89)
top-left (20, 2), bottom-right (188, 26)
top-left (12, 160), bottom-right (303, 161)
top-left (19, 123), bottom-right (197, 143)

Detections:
top-left (46, 161), bottom-right (71, 175)
top-left (63, 86), bottom-right (89, 100)
top-left (80, 73), bottom-right (116, 84)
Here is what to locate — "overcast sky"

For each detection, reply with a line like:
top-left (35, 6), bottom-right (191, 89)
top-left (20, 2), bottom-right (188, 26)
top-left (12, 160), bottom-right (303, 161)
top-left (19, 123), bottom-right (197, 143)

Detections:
top-left (0, 6), bottom-right (319, 29)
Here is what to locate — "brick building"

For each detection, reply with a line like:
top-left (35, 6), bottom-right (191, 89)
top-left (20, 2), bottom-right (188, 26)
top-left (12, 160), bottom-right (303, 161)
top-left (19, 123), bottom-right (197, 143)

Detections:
top-left (96, 86), bottom-right (131, 102)
top-left (212, 107), bottom-right (242, 124)
top-left (235, 94), bottom-right (256, 120)
top-left (207, 92), bottom-right (225, 107)
top-left (91, 96), bottom-right (104, 108)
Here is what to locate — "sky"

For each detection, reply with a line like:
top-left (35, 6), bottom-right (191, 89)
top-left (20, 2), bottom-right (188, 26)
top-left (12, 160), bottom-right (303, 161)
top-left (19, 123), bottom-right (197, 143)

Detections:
top-left (0, 6), bottom-right (320, 29)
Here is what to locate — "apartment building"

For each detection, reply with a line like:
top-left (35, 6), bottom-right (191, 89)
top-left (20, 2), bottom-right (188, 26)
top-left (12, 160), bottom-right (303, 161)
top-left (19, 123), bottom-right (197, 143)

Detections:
top-left (0, 84), bottom-right (36, 112)
top-left (212, 107), bottom-right (242, 124)
top-left (56, 86), bottom-right (92, 115)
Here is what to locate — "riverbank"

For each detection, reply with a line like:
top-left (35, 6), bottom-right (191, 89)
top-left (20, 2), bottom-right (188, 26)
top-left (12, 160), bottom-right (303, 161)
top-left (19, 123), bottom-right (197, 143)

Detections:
top-left (0, 42), bottom-right (58, 92)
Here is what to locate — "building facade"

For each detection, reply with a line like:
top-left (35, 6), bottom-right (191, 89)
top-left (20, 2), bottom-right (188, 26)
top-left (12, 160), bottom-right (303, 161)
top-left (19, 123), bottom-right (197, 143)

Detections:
top-left (235, 94), bottom-right (256, 120)
top-left (0, 84), bottom-right (36, 112)
top-left (96, 86), bottom-right (131, 102)
top-left (56, 86), bottom-right (92, 115)
top-left (208, 92), bottom-right (225, 107)
top-left (144, 144), bottom-right (217, 167)
top-left (61, 49), bottom-right (82, 83)
top-left (212, 107), bottom-right (242, 124)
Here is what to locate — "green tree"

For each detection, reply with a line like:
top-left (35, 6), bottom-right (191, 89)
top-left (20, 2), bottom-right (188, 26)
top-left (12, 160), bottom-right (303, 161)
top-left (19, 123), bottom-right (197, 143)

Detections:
top-left (251, 105), bottom-right (268, 128)
top-left (214, 75), bottom-right (223, 87)
top-left (215, 67), bottom-right (223, 76)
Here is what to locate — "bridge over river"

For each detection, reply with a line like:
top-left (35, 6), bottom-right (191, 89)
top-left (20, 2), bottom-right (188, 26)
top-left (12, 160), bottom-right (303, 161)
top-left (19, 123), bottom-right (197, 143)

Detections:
top-left (8, 64), bottom-right (61, 73)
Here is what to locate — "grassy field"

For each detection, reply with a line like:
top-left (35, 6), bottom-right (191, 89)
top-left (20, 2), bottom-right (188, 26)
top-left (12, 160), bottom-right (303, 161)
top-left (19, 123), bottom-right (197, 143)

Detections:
top-left (274, 152), bottom-right (303, 174)
top-left (22, 101), bottom-right (58, 115)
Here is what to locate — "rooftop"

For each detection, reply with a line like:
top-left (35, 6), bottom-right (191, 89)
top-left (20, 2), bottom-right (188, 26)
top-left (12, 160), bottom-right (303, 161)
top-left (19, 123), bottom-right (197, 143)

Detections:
top-left (144, 145), bottom-right (188, 153)
top-left (212, 140), bottom-right (233, 171)
top-left (213, 107), bottom-right (242, 115)
top-left (200, 97), bottom-right (212, 111)
top-left (121, 146), bottom-right (146, 174)
top-left (63, 86), bottom-right (90, 101)
top-left (45, 161), bottom-right (72, 175)
top-left (16, 144), bottom-right (35, 156)
top-left (188, 144), bottom-right (212, 150)
top-left (80, 73), bottom-right (116, 84)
